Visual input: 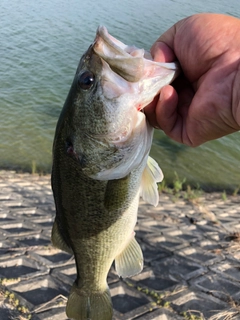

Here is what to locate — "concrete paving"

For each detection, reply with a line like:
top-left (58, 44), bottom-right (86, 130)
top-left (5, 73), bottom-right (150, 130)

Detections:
top-left (0, 170), bottom-right (240, 320)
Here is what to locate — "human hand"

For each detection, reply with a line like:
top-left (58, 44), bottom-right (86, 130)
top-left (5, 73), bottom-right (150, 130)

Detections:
top-left (145, 13), bottom-right (240, 146)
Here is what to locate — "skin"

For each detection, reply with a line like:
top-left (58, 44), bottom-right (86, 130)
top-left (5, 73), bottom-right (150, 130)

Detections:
top-left (145, 13), bottom-right (240, 146)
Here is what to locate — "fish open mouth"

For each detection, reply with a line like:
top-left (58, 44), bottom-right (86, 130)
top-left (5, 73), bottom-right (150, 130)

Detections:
top-left (93, 26), bottom-right (145, 83)
top-left (92, 26), bottom-right (179, 112)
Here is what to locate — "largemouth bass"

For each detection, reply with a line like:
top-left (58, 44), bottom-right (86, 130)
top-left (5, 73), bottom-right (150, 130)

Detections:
top-left (51, 26), bottom-right (178, 320)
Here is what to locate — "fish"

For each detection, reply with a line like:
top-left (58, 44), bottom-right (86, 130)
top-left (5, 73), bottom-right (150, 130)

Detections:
top-left (51, 26), bottom-right (178, 320)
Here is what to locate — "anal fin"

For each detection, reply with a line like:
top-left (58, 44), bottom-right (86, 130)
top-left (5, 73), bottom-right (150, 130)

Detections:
top-left (51, 219), bottom-right (73, 254)
top-left (115, 237), bottom-right (143, 278)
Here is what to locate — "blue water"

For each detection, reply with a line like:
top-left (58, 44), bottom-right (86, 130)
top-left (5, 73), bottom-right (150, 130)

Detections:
top-left (1, 0), bottom-right (240, 190)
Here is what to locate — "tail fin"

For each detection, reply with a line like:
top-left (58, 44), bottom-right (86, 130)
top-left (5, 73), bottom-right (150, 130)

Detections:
top-left (66, 282), bottom-right (113, 320)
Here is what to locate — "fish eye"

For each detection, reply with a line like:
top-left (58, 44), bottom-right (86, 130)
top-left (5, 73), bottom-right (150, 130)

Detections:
top-left (78, 71), bottom-right (95, 90)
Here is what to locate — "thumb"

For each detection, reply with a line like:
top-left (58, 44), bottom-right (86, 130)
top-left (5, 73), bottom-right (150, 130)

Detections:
top-left (150, 23), bottom-right (178, 63)
top-left (150, 17), bottom-right (190, 63)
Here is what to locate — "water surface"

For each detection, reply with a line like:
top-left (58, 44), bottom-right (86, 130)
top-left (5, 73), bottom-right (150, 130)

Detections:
top-left (1, 0), bottom-right (240, 190)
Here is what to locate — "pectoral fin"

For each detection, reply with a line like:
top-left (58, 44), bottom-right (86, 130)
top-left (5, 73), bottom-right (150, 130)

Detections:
top-left (51, 220), bottom-right (73, 254)
top-left (140, 156), bottom-right (163, 207)
top-left (115, 237), bottom-right (143, 278)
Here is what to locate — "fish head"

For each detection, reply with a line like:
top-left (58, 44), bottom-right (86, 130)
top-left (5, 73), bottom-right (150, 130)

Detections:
top-left (70, 39), bottom-right (141, 141)
top-left (62, 27), bottom-right (179, 180)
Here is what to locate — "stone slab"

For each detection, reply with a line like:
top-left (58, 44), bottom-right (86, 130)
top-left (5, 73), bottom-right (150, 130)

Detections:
top-left (1, 170), bottom-right (240, 319)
